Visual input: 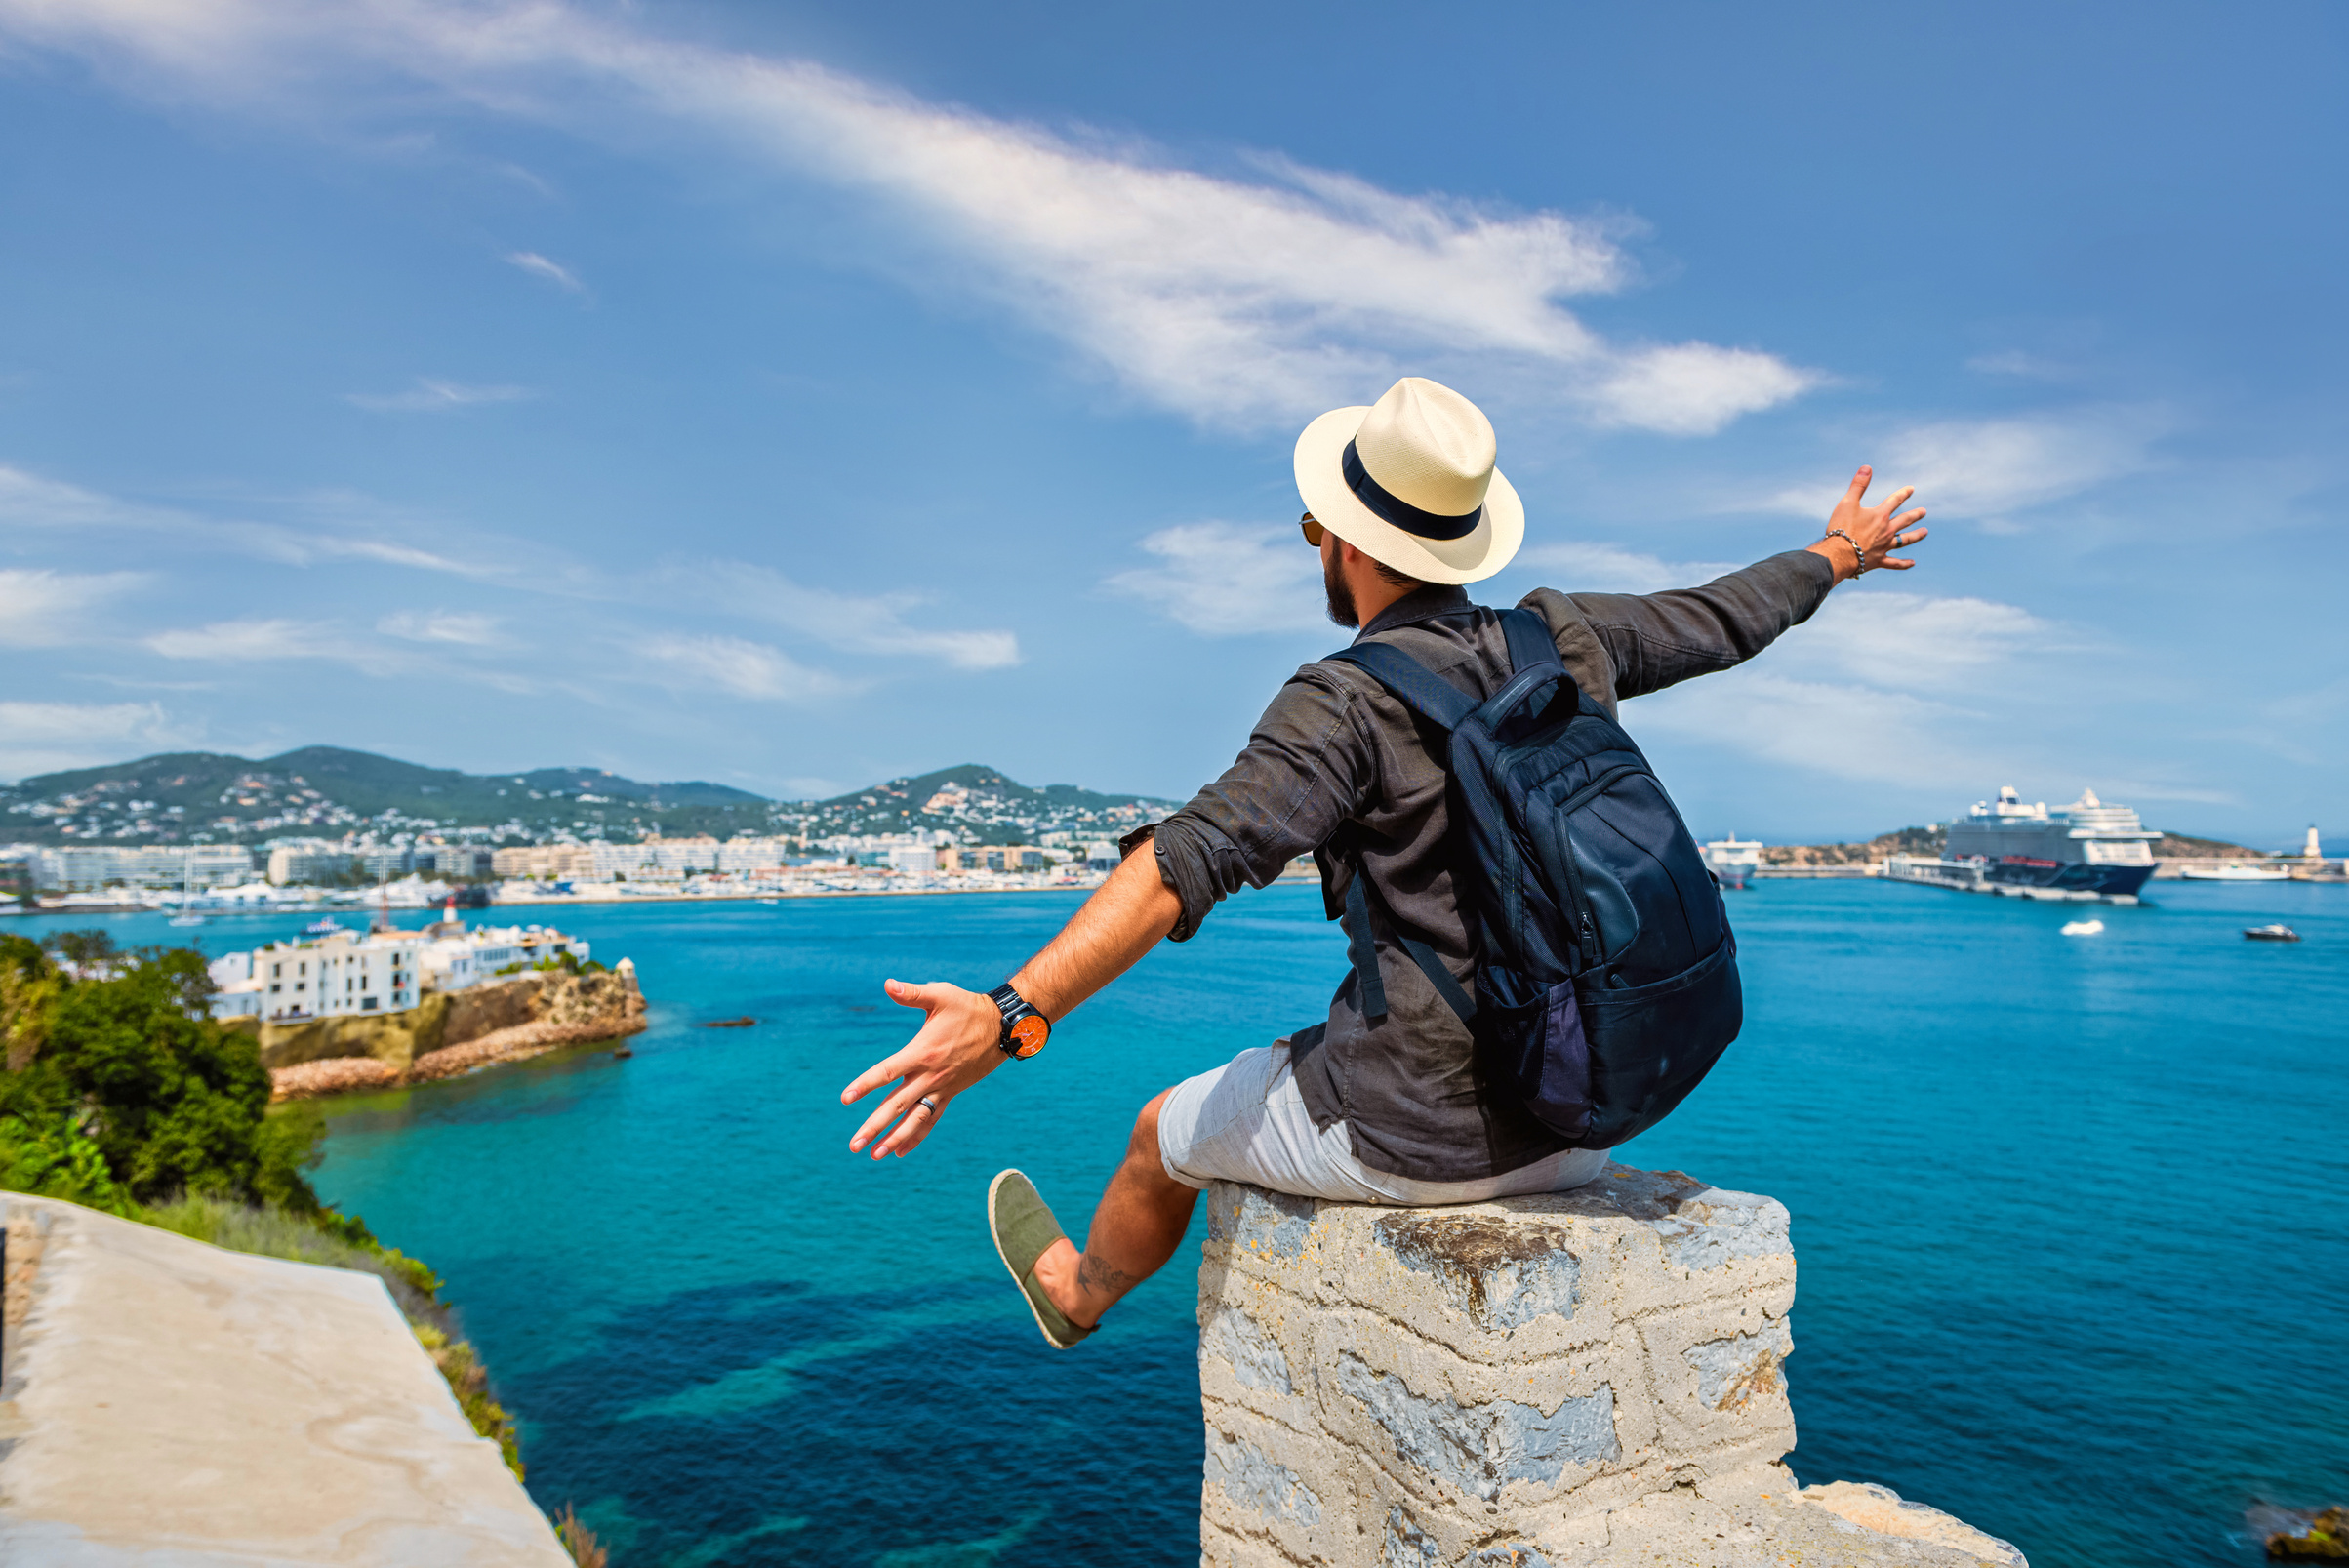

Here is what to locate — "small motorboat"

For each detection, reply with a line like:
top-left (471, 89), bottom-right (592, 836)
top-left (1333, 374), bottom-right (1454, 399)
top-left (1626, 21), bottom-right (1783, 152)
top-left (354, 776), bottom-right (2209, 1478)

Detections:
top-left (2244, 923), bottom-right (2301, 943)
top-left (168, 913), bottom-right (206, 928)
top-left (2060, 918), bottom-right (2104, 937)
top-left (303, 917), bottom-right (342, 936)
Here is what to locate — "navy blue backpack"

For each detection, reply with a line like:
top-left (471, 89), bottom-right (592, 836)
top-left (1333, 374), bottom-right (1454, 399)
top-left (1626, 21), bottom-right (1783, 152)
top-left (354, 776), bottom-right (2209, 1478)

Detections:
top-left (1325, 607), bottom-right (1741, 1148)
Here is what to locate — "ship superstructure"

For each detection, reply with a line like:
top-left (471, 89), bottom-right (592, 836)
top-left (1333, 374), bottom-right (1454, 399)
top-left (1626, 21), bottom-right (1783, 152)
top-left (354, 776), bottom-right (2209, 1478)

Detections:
top-left (1889, 786), bottom-right (2160, 903)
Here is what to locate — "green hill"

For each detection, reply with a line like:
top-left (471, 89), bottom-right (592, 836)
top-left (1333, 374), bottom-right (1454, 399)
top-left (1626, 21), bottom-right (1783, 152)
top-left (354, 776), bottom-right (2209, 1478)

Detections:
top-left (1, 749), bottom-right (1178, 849)
top-left (1, 746), bottom-right (773, 846)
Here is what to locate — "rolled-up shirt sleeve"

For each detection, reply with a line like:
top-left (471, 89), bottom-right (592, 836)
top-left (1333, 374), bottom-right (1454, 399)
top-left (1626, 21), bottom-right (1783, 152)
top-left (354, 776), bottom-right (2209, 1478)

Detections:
top-left (1526, 548), bottom-right (1834, 704)
top-left (1119, 668), bottom-right (1376, 942)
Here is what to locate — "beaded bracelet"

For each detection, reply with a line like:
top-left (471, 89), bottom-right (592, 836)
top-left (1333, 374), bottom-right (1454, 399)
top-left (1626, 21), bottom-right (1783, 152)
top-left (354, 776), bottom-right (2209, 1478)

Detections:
top-left (1824, 528), bottom-right (1867, 574)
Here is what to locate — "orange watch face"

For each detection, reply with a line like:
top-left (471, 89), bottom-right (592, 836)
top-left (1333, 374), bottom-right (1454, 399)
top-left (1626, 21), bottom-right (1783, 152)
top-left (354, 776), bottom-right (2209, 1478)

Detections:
top-left (1007, 1014), bottom-right (1050, 1059)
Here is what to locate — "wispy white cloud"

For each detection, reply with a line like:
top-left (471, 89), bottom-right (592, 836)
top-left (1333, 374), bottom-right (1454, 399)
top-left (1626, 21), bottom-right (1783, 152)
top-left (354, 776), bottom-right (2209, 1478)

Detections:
top-left (344, 378), bottom-right (534, 413)
top-left (1507, 543), bottom-right (1742, 594)
top-left (0, 462), bottom-right (502, 576)
top-left (505, 249), bottom-right (586, 295)
top-left (1762, 407), bottom-right (2166, 526)
top-left (0, 700), bottom-right (197, 780)
top-left (1781, 591), bottom-right (2077, 693)
top-left (634, 634), bottom-right (849, 702)
top-left (145, 618), bottom-right (348, 662)
top-left (0, 568), bottom-right (146, 645)
top-left (1964, 349), bottom-right (2072, 381)
top-left (698, 564), bottom-right (1020, 669)
top-left (1631, 587), bottom-right (2133, 796)
top-left (0, 0), bottom-right (1816, 436)
top-left (1104, 522), bottom-right (1327, 636)
top-left (0, 462), bottom-right (173, 531)
top-left (378, 609), bottom-right (505, 645)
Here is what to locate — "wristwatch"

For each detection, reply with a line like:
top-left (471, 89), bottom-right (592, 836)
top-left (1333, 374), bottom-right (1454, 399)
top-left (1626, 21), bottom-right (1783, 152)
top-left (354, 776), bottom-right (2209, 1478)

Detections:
top-left (989, 983), bottom-right (1051, 1060)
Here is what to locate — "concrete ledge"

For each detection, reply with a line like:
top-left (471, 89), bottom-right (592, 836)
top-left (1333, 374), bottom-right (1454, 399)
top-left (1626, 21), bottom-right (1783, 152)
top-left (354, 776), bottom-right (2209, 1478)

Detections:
top-left (1196, 1164), bottom-right (2025, 1568)
top-left (0, 1194), bottom-right (570, 1567)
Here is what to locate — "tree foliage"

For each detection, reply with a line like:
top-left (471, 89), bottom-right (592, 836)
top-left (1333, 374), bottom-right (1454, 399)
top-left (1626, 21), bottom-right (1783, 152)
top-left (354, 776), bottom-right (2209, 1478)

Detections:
top-left (0, 932), bottom-right (324, 1209)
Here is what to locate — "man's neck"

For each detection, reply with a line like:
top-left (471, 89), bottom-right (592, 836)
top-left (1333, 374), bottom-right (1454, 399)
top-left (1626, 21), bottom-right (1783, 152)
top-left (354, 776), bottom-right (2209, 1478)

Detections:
top-left (1358, 582), bottom-right (1470, 636)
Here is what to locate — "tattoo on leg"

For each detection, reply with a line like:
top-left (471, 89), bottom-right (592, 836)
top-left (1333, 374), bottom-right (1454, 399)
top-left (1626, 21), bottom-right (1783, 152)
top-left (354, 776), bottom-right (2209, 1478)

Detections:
top-left (1076, 1251), bottom-right (1138, 1299)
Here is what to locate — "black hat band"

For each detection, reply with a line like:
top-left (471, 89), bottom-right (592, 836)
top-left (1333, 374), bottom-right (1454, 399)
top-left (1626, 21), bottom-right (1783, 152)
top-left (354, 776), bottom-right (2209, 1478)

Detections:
top-left (1342, 439), bottom-right (1483, 542)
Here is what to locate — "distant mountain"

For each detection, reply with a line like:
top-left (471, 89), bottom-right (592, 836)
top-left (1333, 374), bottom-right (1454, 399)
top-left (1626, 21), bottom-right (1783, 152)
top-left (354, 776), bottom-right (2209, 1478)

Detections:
top-left (0, 747), bottom-right (1176, 849)
top-left (790, 763), bottom-right (1177, 844)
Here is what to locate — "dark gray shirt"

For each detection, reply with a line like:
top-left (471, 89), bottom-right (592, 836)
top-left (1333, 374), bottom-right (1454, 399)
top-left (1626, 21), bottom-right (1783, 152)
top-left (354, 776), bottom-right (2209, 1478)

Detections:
top-left (1131, 548), bottom-right (1837, 1183)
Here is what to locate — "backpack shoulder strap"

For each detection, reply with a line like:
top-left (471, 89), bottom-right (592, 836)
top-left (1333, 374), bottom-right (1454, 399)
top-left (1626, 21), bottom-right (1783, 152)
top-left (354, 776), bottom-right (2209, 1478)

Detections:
top-left (1499, 606), bottom-right (1562, 677)
top-left (1323, 638), bottom-right (1476, 733)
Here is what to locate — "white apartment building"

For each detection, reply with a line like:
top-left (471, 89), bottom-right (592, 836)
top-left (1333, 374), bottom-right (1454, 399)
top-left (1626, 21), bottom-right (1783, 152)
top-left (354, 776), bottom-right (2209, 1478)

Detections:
top-left (590, 838), bottom-right (721, 881)
top-left (716, 836), bottom-right (794, 874)
top-left (417, 923), bottom-right (592, 993)
top-left (211, 922), bottom-right (590, 1023)
top-left (36, 844), bottom-right (255, 893)
top-left (244, 931), bottom-right (427, 1024)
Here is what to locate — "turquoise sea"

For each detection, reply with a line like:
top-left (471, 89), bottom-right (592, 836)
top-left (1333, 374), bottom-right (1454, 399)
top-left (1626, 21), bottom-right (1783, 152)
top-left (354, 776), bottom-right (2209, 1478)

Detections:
top-left (20, 880), bottom-right (2347, 1566)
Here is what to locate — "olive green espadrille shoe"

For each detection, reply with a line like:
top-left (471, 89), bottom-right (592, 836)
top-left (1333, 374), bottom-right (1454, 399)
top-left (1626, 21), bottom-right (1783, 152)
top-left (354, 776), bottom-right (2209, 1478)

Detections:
top-left (988, 1169), bottom-right (1096, 1350)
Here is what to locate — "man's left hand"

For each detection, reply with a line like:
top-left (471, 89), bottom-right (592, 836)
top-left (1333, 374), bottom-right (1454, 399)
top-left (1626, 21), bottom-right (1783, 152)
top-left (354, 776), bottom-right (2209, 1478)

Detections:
top-left (840, 978), bottom-right (1004, 1159)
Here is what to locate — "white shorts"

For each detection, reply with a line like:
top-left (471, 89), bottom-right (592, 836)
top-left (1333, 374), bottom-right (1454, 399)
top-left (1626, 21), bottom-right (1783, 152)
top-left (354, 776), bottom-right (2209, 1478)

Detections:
top-left (1155, 1042), bottom-right (1610, 1205)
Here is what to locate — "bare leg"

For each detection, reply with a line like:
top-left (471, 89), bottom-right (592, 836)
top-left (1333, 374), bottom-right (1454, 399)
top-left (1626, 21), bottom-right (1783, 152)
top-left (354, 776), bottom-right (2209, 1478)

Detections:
top-left (1032, 1088), bottom-right (1198, 1328)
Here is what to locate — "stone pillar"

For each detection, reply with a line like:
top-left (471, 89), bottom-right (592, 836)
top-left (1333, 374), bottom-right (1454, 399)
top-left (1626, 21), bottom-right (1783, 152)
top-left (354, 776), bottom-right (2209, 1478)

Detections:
top-left (1195, 1164), bottom-right (2025, 1568)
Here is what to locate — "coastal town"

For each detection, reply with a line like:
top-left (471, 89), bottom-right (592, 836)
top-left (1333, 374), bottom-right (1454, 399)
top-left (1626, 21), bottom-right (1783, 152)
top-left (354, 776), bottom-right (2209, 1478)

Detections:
top-left (0, 750), bottom-right (1210, 913)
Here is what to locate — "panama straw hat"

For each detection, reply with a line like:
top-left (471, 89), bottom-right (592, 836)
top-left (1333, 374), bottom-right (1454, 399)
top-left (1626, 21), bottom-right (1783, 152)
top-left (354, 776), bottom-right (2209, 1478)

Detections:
top-left (1293, 376), bottom-right (1523, 585)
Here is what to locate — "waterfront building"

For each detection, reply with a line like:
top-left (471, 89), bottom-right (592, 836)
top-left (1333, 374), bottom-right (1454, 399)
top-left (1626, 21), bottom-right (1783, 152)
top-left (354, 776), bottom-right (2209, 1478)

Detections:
top-left (490, 844), bottom-right (599, 880)
top-left (888, 844), bottom-right (938, 874)
top-left (590, 837), bottom-right (721, 882)
top-left (416, 921), bottom-right (591, 993)
top-left (211, 920), bottom-right (591, 1022)
top-left (240, 930), bottom-right (427, 1024)
top-left (717, 836), bottom-right (795, 874)
top-left (937, 846), bottom-right (1045, 873)
top-left (34, 844), bottom-right (254, 893)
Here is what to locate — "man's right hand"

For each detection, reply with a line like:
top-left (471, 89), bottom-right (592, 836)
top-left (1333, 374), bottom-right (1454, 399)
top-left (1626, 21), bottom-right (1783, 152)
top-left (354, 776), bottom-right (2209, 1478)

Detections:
top-left (840, 979), bottom-right (1005, 1160)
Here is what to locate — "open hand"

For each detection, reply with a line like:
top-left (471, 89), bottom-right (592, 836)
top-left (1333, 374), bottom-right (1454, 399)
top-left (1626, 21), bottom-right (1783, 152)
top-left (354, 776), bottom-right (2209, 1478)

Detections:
top-left (839, 979), bottom-right (1004, 1159)
top-left (1818, 465), bottom-right (1928, 578)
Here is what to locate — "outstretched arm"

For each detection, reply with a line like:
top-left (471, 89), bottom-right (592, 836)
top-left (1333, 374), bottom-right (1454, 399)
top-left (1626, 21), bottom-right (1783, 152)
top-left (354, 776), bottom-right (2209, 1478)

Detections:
top-left (839, 847), bottom-right (1182, 1160)
top-left (1551, 464), bottom-right (1930, 704)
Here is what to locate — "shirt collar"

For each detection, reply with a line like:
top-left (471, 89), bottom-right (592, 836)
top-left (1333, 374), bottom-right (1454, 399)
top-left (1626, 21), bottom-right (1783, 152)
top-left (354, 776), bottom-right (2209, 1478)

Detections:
top-left (1356, 583), bottom-right (1474, 640)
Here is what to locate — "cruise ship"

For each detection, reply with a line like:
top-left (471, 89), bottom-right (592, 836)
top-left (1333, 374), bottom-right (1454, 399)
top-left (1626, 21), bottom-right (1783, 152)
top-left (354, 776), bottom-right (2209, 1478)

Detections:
top-left (1701, 836), bottom-right (1763, 889)
top-left (1887, 786), bottom-right (2160, 903)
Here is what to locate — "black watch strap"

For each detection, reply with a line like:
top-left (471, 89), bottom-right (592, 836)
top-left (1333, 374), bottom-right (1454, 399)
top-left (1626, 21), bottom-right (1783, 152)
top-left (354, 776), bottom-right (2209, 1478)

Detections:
top-left (989, 983), bottom-right (1050, 1060)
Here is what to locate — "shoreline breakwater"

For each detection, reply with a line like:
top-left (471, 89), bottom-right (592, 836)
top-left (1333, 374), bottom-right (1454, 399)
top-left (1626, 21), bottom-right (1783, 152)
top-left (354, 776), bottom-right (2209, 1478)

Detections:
top-left (254, 961), bottom-right (646, 1100)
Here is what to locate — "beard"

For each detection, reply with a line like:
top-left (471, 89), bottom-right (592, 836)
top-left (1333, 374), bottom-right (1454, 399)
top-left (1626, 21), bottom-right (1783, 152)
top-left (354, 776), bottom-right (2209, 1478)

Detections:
top-left (1323, 551), bottom-right (1359, 628)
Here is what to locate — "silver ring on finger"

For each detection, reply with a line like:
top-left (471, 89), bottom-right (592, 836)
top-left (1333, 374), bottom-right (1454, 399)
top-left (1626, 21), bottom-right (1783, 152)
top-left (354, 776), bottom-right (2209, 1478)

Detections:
top-left (916, 1096), bottom-right (940, 1118)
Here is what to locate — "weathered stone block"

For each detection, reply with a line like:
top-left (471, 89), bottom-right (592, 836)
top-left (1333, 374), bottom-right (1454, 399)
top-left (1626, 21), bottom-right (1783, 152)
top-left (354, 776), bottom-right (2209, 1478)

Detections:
top-left (1195, 1165), bottom-right (2024, 1568)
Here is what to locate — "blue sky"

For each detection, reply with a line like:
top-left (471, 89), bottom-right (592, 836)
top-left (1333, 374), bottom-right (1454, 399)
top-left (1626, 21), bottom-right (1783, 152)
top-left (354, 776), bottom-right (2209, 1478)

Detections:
top-left (0, 1), bottom-right (2341, 845)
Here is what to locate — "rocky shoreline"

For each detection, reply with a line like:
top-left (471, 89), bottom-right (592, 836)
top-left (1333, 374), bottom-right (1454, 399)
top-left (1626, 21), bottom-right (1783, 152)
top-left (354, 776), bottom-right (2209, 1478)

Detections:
top-left (252, 962), bottom-right (647, 1101)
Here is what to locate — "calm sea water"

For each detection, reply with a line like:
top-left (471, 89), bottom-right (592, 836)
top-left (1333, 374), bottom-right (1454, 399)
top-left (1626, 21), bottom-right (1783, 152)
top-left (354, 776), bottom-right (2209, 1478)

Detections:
top-left (20, 880), bottom-right (2347, 1566)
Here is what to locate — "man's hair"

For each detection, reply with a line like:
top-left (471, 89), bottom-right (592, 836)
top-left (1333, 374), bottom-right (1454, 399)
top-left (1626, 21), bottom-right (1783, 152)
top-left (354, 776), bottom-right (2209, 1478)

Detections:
top-left (1371, 559), bottom-right (1426, 590)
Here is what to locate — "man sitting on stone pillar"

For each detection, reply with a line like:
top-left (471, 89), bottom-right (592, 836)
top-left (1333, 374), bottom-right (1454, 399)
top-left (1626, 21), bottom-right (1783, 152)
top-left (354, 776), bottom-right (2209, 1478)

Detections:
top-left (841, 376), bottom-right (1927, 1349)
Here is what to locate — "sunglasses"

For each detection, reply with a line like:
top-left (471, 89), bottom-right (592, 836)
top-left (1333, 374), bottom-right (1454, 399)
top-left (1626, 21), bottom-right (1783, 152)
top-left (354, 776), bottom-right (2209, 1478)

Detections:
top-left (1300, 511), bottom-right (1325, 547)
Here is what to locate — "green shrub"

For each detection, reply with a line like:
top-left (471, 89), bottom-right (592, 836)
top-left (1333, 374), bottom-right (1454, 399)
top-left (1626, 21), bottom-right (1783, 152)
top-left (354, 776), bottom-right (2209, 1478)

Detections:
top-left (0, 1105), bottom-right (137, 1216)
top-left (0, 933), bottom-right (324, 1210)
